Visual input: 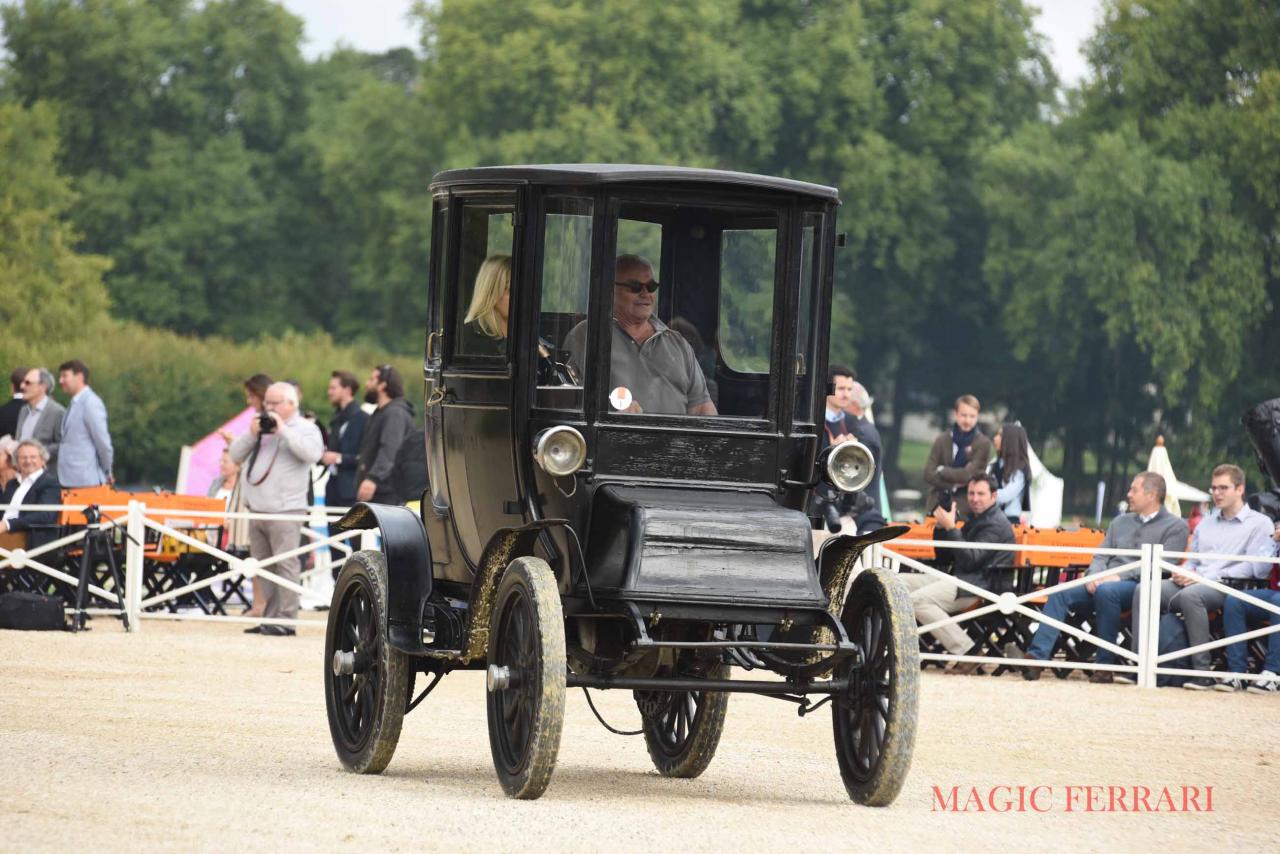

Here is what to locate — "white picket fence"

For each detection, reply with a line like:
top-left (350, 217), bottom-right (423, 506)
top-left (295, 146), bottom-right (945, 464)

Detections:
top-left (0, 501), bottom-right (377, 630)
top-left (863, 537), bottom-right (1280, 689)
top-left (4, 502), bottom-right (1279, 691)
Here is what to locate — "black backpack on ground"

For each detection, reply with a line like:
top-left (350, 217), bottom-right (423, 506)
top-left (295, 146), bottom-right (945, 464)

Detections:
top-left (0, 591), bottom-right (66, 631)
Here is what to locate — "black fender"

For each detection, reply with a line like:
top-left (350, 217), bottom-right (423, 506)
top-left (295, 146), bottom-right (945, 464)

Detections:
top-left (816, 525), bottom-right (909, 617)
top-left (462, 519), bottom-right (567, 662)
top-left (334, 502), bottom-right (433, 654)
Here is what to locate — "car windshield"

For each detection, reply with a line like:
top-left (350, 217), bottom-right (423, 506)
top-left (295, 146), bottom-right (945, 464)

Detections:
top-left (557, 199), bottom-right (822, 423)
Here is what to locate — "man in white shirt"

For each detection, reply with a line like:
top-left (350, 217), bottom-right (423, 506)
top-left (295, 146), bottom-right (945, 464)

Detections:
top-left (0, 439), bottom-right (62, 549)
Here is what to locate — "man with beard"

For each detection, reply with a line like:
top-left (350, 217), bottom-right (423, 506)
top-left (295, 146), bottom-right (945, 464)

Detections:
top-left (355, 365), bottom-right (415, 504)
top-left (564, 254), bottom-right (716, 416)
top-left (320, 370), bottom-right (367, 510)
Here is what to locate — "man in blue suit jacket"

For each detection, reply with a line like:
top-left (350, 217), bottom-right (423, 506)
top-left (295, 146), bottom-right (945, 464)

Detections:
top-left (56, 360), bottom-right (113, 488)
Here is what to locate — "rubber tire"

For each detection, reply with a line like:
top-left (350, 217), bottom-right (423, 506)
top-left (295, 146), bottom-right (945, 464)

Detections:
top-left (638, 663), bottom-right (730, 778)
top-left (486, 556), bottom-right (567, 799)
top-left (324, 550), bottom-right (411, 774)
top-left (833, 568), bottom-right (919, 806)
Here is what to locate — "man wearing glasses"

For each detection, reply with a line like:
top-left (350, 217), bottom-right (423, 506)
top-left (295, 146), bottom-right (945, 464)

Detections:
top-left (564, 254), bottom-right (716, 416)
top-left (15, 367), bottom-right (65, 470)
top-left (1131, 463), bottom-right (1275, 690)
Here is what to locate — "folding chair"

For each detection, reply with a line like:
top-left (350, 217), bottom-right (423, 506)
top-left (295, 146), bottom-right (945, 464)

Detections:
top-left (1012, 526), bottom-right (1106, 677)
top-left (138, 493), bottom-right (229, 614)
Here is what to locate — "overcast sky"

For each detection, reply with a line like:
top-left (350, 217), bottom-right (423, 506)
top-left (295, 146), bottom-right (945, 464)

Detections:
top-left (279, 0), bottom-right (1107, 86)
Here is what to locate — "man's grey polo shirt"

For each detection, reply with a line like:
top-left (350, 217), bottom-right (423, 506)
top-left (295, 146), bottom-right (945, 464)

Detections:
top-left (564, 316), bottom-right (711, 415)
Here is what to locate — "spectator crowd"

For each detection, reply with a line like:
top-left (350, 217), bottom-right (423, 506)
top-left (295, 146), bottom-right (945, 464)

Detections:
top-left (3, 356), bottom-right (1278, 686)
top-left (0, 361), bottom-right (427, 637)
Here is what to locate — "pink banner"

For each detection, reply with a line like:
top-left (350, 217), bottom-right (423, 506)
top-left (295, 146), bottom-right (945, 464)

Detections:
top-left (181, 407), bottom-right (257, 497)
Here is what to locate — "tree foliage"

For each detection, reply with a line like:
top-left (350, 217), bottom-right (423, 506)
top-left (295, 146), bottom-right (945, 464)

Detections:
top-left (0, 101), bottom-right (111, 341)
top-left (2, 0), bottom-right (1277, 504)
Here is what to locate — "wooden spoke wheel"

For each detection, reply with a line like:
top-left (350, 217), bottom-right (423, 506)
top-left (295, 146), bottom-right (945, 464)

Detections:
top-left (832, 568), bottom-right (919, 806)
top-left (635, 662), bottom-right (730, 778)
top-left (324, 550), bottom-right (411, 774)
top-left (486, 556), bottom-right (566, 800)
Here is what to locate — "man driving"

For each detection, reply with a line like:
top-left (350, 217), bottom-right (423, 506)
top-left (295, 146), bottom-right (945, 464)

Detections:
top-left (564, 254), bottom-right (717, 416)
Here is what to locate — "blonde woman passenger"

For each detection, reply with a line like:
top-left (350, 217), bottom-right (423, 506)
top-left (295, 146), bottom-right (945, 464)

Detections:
top-left (462, 253), bottom-right (570, 384)
top-left (463, 253), bottom-right (513, 353)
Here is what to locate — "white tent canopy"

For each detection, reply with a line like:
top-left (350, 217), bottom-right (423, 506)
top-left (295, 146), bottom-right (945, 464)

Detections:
top-left (1026, 442), bottom-right (1063, 528)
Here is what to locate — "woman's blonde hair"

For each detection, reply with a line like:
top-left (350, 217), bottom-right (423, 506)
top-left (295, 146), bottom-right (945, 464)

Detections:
top-left (464, 253), bottom-right (512, 339)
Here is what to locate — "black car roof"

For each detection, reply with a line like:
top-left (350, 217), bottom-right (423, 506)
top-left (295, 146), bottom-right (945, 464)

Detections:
top-left (431, 164), bottom-right (839, 202)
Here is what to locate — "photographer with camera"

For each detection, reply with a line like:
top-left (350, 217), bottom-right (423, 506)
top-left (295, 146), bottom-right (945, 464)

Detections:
top-left (810, 366), bottom-right (884, 538)
top-left (228, 382), bottom-right (323, 636)
top-left (902, 473), bottom-right (1015, 674)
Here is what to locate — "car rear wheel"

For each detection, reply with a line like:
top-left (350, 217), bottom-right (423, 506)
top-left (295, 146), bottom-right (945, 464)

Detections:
top-left (324, 550), bottom-right (411, 774)
top-left (636, 662), bottom-right (730, 779)
top-left (832, 568), bottom-right (919, 805)
top-left (486, 556), bottom-right (566, 799)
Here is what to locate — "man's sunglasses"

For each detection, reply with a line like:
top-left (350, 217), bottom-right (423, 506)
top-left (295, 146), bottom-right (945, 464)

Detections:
top-left (615, 279), bottom-right (660, 294)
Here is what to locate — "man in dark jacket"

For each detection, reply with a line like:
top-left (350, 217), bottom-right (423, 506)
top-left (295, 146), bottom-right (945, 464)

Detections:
top-left (812, 365), bottom-right (885, 535)
top-left (356, 365), bottom-right (415, 505)
top-left (900, 473), bottom-right (1014, 672)
top-left (923, 394), bottom-right (993, 519)
top-left (320, 370), bottom-right (368, 509)
top-left (0, 366), bottom-right (27, 438)
top-left (0, 439), bottom-right (63, 551)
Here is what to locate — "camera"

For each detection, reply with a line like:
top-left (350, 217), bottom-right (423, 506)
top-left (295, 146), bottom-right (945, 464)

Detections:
top-left (937, 490), bottom-right (955, 513)
top-left (258, 413), bottom-right (277, 434)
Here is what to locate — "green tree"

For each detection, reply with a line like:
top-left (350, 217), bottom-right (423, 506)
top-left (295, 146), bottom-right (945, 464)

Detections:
top-left (1041, 0), bottom-right (1280, 488)
top-left (2, 0), bottom-right (337, 342)
top-left (0, 101), bottom-right (111, 341)
top-left (745, 0), bottom-right (1056, 485)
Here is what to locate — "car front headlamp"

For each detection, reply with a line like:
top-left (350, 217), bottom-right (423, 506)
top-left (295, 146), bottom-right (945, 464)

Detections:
top-left (533, 426), bottom-right (587, 477)
top-left (820, 440), bottom-right (875, 493)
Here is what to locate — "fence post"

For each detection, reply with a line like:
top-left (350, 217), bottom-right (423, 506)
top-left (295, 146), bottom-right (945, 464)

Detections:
top-left (125, 500), bottom-right (145, 633)
top-left (1136, 543), bottom-right (1163, 689)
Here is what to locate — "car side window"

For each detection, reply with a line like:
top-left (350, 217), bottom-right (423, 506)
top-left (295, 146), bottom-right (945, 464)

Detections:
top-left (539, 197), bottom-right (593, 411)
top-left (453, 199), bottom-right (515, 363)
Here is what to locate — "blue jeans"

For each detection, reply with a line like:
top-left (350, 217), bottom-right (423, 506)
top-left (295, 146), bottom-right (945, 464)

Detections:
top-left (1027, 579), bottom-right (1137, 664)
top-left (1223, 588), bottom-right (1280, 674)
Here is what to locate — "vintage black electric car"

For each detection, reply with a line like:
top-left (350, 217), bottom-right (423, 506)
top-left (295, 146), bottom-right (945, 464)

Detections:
top-left (324, 164), bottom-right (918, 805)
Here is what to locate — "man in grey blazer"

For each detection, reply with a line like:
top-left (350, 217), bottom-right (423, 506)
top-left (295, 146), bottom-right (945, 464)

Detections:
top-left (15, 367), bottom-right (65, 471)
top-left (56, 359), bottom-right (114, 488)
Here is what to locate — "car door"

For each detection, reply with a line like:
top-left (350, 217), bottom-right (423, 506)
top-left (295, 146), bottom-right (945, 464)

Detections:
top-left (438, 191), bottom-right (523, 569)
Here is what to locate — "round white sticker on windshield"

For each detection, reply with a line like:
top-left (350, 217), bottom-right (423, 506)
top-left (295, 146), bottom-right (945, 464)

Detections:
top-left (609, 386), bottom-right (634, 411)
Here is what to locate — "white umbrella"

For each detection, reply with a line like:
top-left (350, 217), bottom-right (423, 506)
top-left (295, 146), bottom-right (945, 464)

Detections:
top-left (1146, 436), bottom-right (1194, 516)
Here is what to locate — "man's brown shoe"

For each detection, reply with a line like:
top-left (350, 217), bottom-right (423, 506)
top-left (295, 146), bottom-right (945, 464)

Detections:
top-left (946, 661), bottom-right (983, 676)
top-left (1089, 670), bottom-right (1114, 685)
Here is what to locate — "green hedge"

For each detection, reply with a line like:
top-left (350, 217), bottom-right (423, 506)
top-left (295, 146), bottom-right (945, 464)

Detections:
top-left (1, 320), bottom-right (422, 486)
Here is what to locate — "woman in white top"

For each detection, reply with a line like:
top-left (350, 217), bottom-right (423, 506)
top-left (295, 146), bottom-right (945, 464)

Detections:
top-left (991, 423), bottom-right (1032, 523)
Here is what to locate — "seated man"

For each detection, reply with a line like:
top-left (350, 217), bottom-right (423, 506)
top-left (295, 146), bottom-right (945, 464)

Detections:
top-left (1137, 464), bottom-right (1275, 691)
top-left (1220, 519), bottom-right (1280, 694)
top-left (0, 439), bottom-right (63, 550)
top-left (1018, 472), bottom-right (1187, 683)
top-left (901, 473), bottom-right (1015, 674)
top-left (564, 254), bottom-right (716, 416)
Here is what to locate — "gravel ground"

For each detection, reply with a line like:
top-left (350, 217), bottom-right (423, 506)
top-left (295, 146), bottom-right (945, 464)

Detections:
top-left (3, 618), bottom-right (1278, 852)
